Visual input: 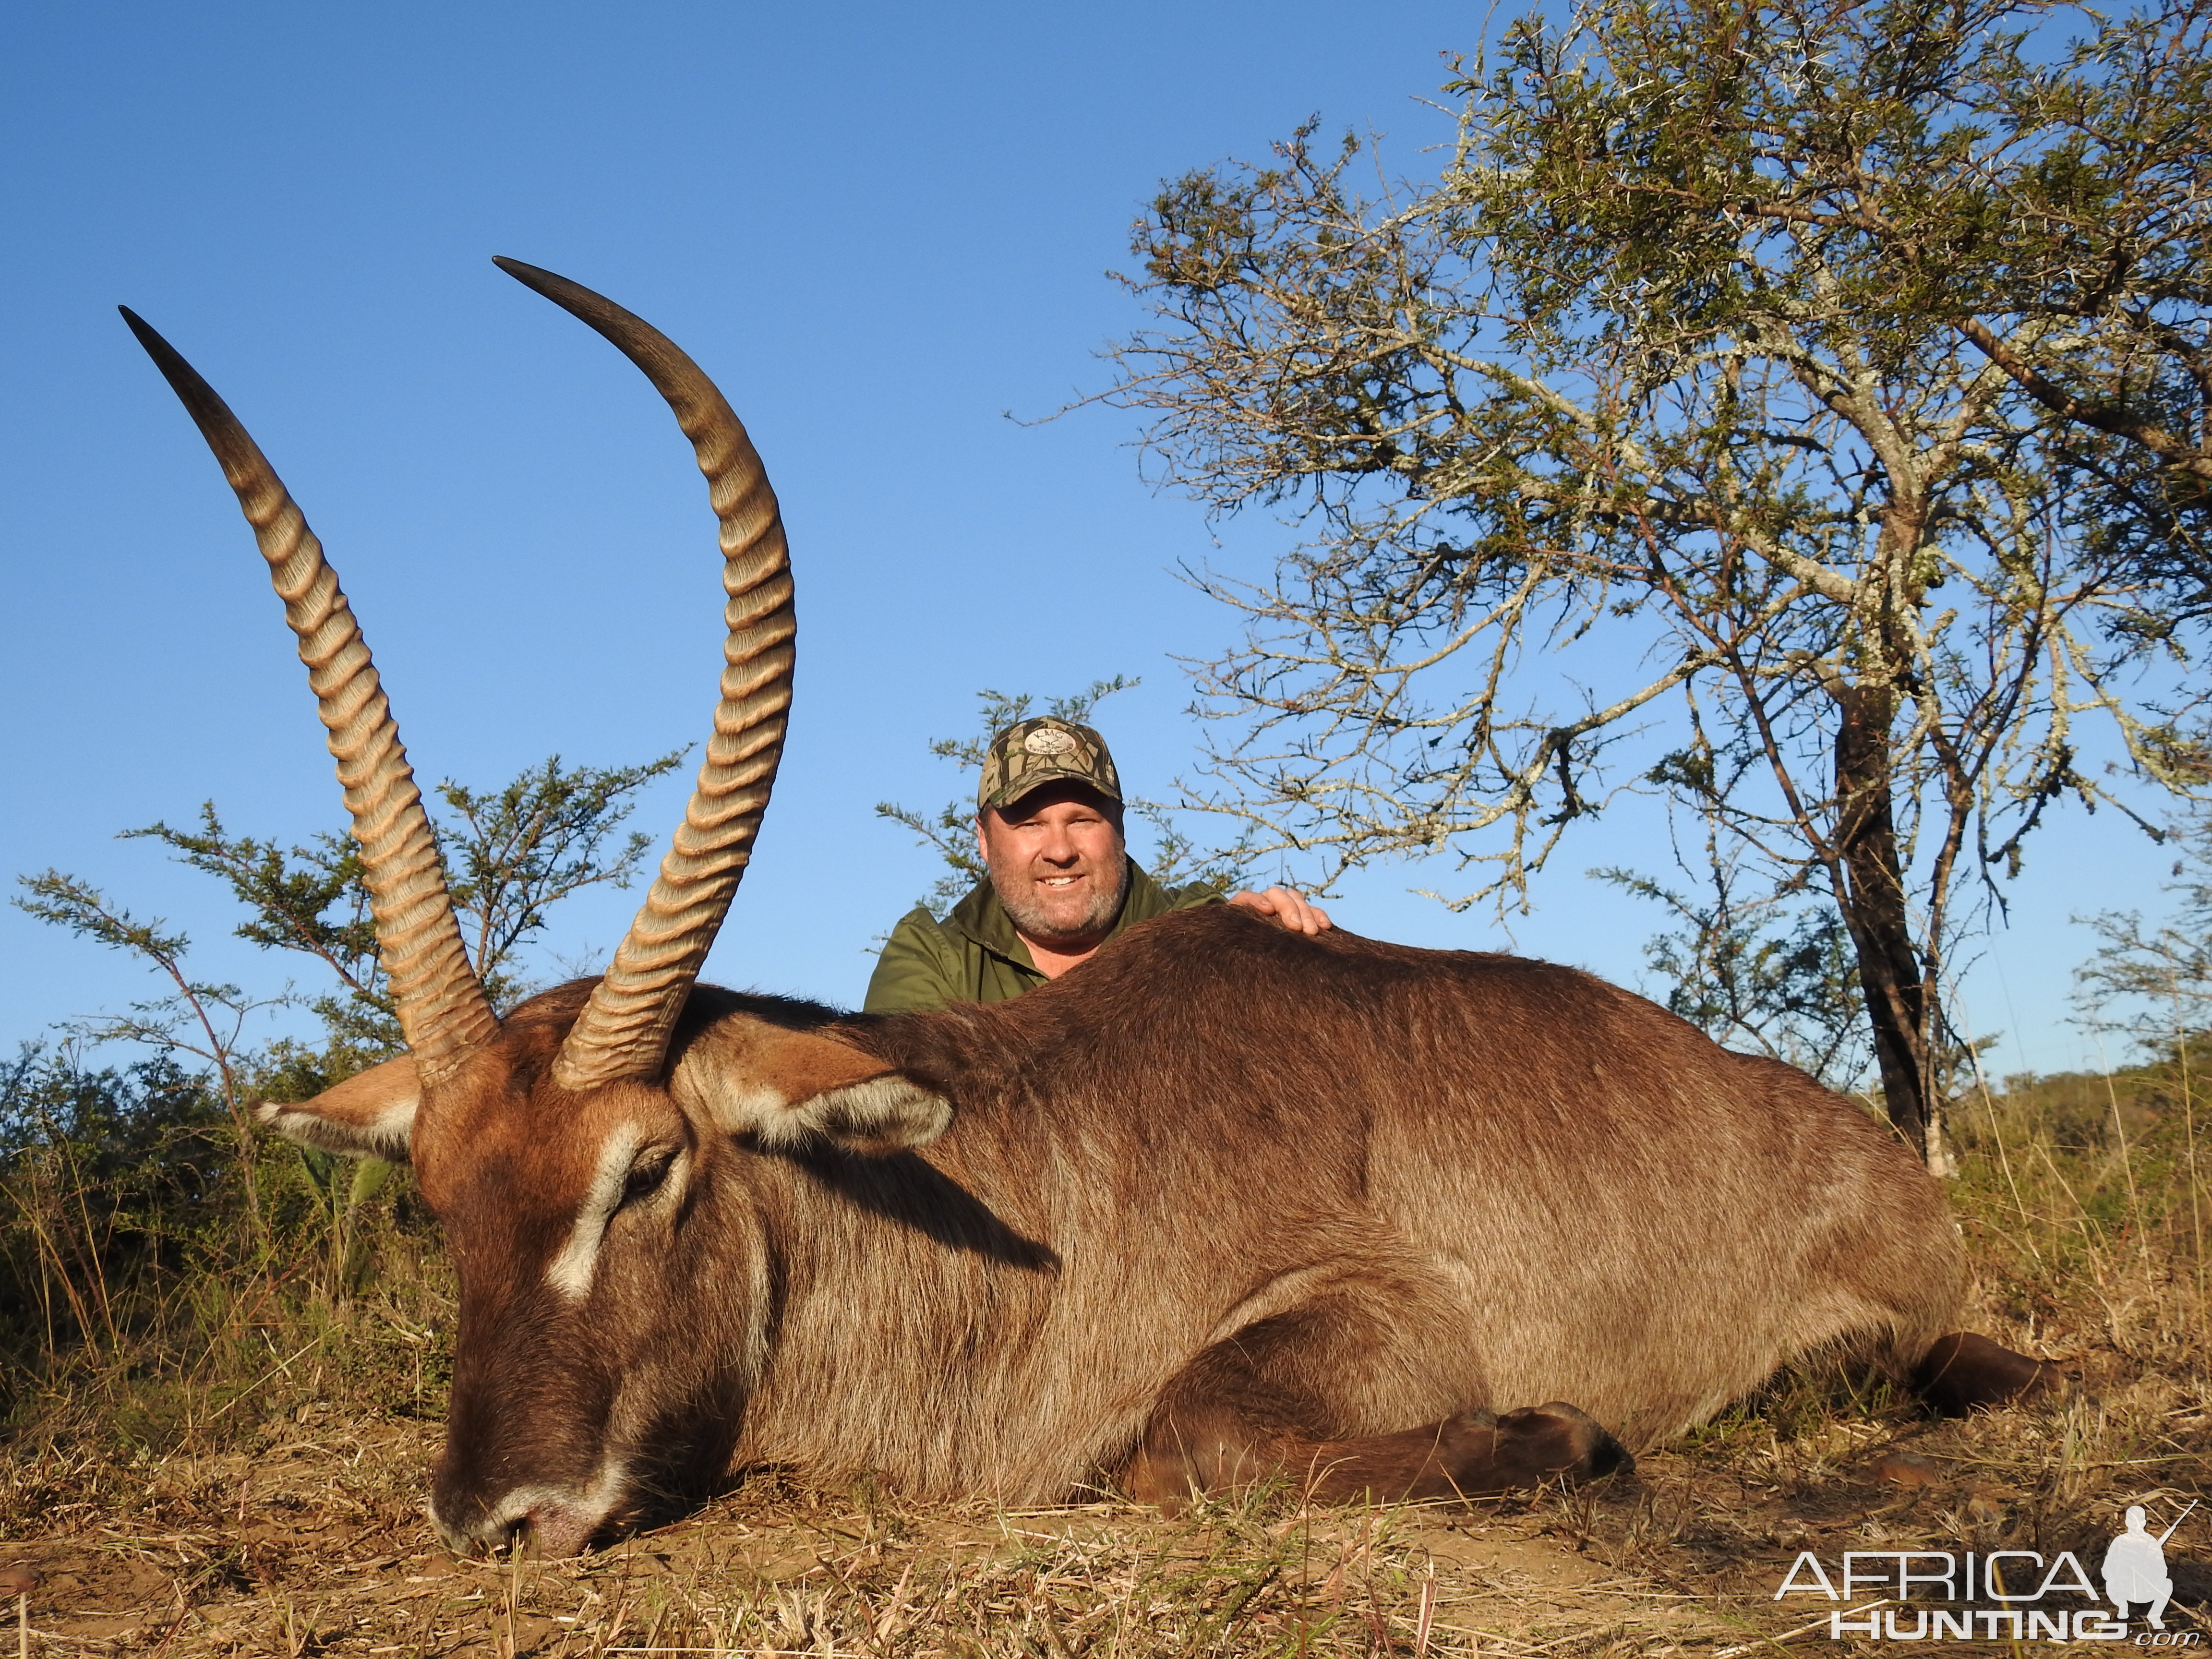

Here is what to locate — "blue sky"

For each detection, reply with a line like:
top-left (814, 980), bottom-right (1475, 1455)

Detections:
top-left (0, 0), bottom-right (2185, 1083)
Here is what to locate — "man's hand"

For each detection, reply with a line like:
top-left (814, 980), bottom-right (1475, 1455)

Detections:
top-left (1226, 886), bottom-right (1333, 936)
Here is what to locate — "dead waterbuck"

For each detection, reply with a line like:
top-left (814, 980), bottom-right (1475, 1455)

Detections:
top-left (120, 261), bottom-right (2056, 1557)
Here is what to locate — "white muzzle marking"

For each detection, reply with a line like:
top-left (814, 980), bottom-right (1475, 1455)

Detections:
top-left (444, 1458), bottom-right (632, 1556)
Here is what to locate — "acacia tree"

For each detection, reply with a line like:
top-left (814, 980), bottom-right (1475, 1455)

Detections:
top-left (1106, 0), bottom-right (2211, 1166)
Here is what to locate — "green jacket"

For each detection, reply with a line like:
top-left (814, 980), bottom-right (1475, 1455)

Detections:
top-left (863, 862), bottom-right (1222, 1014)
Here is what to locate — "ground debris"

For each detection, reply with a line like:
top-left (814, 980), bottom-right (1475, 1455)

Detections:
top-left (0, 1375), bottom-right (2202, 1658)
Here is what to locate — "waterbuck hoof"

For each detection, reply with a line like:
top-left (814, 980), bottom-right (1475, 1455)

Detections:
top-left (1913, 1332), bottom-right (2065, 1416)
top-left (1450, 1400), bottom-right (1632, 1493)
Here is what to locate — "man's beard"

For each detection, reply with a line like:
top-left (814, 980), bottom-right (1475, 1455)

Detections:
top-left (990, 856), bottom-right (1130, 948)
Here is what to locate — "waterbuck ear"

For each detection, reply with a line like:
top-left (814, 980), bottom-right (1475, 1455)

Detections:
top-left (254, 1055), bottom-right (420, 1162)
top-left (670, 1018), bottom-right (950, 1157)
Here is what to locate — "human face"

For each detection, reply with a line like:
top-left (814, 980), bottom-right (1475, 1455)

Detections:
top-left (976, 784), bottom-right (1129, 950)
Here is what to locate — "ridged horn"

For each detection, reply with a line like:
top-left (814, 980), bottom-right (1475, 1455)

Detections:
top-left (489, 259), bottom-right (795, 1092)
top-left (120, 306), bottom-right (499, 1075)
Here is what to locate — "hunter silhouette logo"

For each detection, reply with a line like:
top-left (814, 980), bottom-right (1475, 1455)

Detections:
top-left (2106, 1502), bottom-right (2196, 1631)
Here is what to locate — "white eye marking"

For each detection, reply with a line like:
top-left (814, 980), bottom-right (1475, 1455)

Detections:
top-left (546, 1130), bottom-right (643, 1303)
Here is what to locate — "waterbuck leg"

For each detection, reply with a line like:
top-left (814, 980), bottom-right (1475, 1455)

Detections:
top-left (1122, 1299), bottom-right (1629, 1504)
top-left (1912, 1331), bottom-right (2063, 1416)
top-left (1126, 1399), bottom-right (1629, 1504)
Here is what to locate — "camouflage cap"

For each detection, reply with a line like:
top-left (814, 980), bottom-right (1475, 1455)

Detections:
top-left (977, 717), bottom-right (1123, 813)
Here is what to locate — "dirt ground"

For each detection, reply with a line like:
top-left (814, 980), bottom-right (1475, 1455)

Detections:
top-left (2, 1383), bottom-right (2204, 1657)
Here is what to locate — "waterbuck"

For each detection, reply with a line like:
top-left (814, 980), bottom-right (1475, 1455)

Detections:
top-left (122, 261), bottom-right (2055, 1557)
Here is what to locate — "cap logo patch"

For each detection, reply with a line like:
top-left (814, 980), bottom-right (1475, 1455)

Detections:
top-left (979, 717), bottom-right (1121, 810)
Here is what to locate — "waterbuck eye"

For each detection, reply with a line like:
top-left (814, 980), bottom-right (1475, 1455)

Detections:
top-left (619, 1152), bottom-right (674, 1208)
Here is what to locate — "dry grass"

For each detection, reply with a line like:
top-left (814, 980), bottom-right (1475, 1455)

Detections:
top-left (0, 1059), bottom-right (2204, 1657)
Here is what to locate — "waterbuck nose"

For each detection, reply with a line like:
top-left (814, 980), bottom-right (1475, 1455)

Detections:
top-left (515, 1498), bottom-right (600, 1559)
top-left (434, 1488), bottom-right (605, 1560)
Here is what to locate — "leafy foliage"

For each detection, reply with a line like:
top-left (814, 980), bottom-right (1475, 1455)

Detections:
top-left (13, 870), bottom-right (287, 1234)
top-left (0, 1045), bottom-right (230, 1235)
top-left (428, 751), bottom-right (688, 1006)
top-left (120, 750), bottom-right (685, 1051)
top-left (0, 1045), bottom-right (221, 1384)
top-left (1594, 844), bottom-right (1869, 1090)
top-left (2076, 808), bottom-right (2212, 1045)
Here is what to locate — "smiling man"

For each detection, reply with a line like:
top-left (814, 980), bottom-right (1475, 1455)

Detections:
top-left (863, 716), bottom-right (1330, 1014)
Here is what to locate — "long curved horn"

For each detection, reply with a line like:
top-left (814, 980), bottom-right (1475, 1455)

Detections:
top-left (489, 260), bottom-right (795, 1092)
top-left (120, 307), bottom-right (498, 1075)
